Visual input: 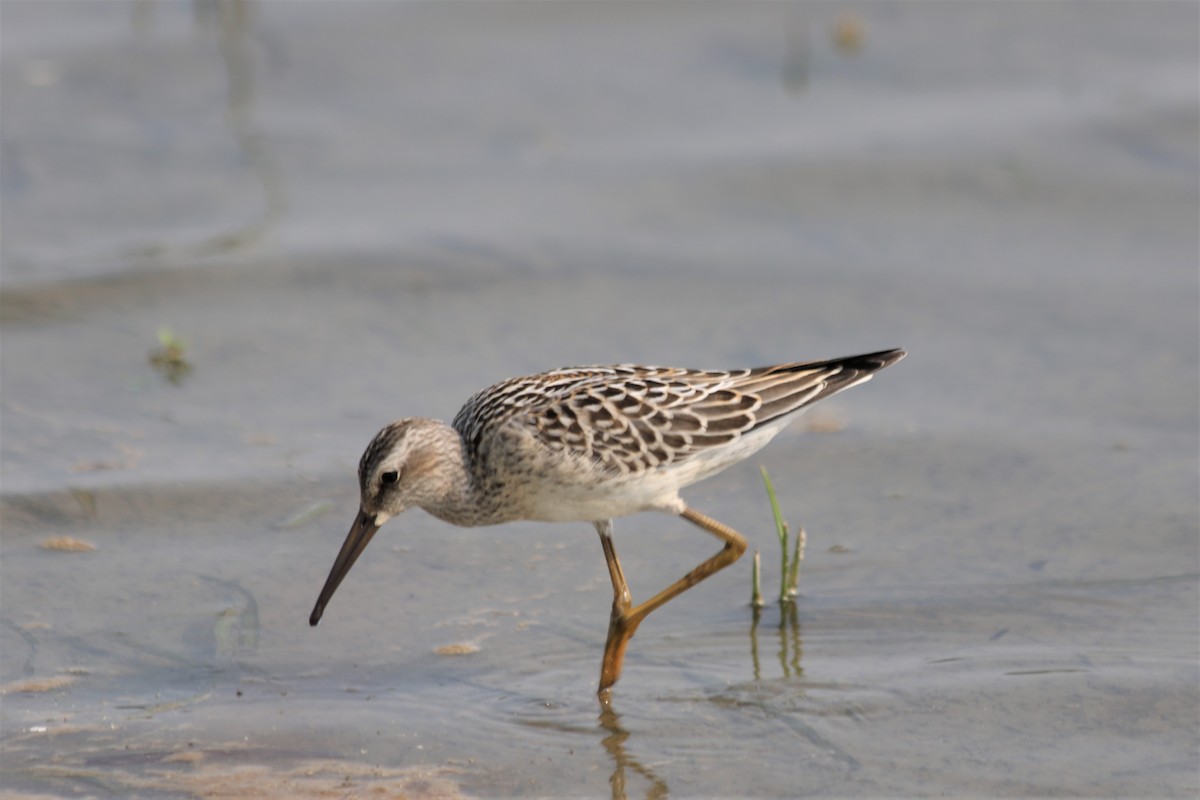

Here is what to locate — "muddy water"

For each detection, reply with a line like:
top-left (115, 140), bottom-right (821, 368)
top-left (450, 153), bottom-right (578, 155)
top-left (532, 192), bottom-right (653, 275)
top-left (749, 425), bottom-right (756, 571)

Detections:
top-left (2, 2), bottom-right (1197, 798)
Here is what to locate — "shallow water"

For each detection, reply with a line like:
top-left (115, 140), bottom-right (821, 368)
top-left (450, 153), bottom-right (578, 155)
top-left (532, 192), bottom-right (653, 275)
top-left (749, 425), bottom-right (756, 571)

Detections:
top-left (2, 2), bottom-right (1198, 798)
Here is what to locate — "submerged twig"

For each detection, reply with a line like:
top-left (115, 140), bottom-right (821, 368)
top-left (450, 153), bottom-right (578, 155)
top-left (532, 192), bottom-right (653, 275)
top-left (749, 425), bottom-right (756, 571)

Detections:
top-left (750, 550), bottom-right (764, 609)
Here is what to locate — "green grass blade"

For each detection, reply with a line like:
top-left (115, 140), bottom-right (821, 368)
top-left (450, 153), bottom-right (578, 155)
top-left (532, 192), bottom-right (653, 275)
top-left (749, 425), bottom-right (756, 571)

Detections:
top-left (759, 466), bottom-right (790, 603)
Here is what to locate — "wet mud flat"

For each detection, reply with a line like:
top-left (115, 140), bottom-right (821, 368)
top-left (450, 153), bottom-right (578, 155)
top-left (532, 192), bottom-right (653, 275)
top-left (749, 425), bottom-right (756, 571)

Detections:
top-left (2, 424), bottom-right (1196, 797)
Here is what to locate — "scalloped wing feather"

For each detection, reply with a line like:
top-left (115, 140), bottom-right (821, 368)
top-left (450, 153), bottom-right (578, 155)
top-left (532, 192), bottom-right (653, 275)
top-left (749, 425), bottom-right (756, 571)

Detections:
top-left (451, 350), bottom-right (904, 480)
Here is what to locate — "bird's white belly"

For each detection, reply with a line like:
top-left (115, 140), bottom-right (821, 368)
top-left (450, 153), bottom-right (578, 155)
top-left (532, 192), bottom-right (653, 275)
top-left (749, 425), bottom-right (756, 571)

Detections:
top-left (523, 472), bottom-right (683, 522)
top-left (522, 420), bottom-right (789, 523)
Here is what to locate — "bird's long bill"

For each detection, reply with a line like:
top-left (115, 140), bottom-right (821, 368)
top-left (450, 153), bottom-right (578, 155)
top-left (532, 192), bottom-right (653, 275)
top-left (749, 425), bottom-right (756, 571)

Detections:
top-left (309, 509), bottom-right (381, 626)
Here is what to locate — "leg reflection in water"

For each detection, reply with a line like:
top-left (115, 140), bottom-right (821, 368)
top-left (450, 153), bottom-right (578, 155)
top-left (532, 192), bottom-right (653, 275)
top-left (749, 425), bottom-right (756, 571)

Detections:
top-left (596, 601), bottom-right (805, 799)
top-left (598, 707), bottom-right (668, 800)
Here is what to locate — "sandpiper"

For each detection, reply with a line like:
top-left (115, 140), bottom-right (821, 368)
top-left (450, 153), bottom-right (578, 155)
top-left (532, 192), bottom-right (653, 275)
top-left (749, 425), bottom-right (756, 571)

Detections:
top-left (309, 348), bottom-right (905, 703)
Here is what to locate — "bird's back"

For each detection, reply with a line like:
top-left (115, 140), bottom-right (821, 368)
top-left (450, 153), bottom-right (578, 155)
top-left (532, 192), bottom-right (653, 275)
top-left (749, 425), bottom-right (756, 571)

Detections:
top-left (450, 349), bottom-right (904, 518)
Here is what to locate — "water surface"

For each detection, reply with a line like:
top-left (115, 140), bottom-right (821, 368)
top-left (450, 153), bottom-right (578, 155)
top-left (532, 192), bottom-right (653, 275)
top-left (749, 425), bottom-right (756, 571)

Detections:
top-left (2, 2), bottom-right (1197, 797)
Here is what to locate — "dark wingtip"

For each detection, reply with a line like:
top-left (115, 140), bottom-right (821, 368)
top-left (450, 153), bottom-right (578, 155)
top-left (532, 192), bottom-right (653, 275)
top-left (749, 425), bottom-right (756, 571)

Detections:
top-left (792, 347), bottom-right (905, 375)
top-left (309, 608), bottom-right (323, 627)
top-left (854, 347), bottom-right (906, 370)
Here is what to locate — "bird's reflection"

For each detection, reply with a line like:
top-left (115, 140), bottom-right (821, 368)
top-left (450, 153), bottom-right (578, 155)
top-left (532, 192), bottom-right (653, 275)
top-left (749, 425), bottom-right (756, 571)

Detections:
top-left (598, 706), bottom-right (668, 800)
top-left (595, 603), bottom-right (804, 799)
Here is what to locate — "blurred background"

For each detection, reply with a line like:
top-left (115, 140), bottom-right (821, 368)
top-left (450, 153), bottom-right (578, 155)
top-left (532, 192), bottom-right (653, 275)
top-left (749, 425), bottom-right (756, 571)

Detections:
top-left (2, 2), bottom-right (1196, 797)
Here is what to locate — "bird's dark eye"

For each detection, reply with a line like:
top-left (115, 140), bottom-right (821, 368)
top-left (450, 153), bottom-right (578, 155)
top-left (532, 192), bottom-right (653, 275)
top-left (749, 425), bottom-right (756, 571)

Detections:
top-left (380, 470), bottom-right (399, 486)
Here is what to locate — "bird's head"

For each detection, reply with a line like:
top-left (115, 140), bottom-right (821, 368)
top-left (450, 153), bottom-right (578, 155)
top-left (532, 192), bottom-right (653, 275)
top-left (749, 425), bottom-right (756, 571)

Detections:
top-left (308, 419), bottom-right (454, 626)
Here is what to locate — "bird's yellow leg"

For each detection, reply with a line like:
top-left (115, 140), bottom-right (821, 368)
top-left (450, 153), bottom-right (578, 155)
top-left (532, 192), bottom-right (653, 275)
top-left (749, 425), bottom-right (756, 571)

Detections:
top-left (595, 508), bottom-right (748, 705)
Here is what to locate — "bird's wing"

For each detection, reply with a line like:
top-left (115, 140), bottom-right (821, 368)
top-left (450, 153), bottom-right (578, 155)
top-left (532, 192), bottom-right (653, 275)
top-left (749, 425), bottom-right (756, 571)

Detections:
top-left (452, 349), bottom-right (904, 476)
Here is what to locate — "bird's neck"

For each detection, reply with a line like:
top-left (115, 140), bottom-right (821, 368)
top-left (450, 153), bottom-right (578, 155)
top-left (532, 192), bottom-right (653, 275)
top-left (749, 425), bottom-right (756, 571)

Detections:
top-left (415, 422), bottom-right (498, 528)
